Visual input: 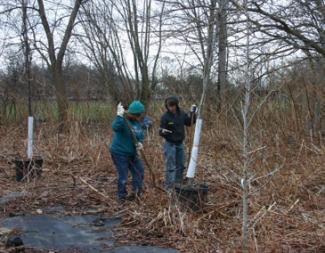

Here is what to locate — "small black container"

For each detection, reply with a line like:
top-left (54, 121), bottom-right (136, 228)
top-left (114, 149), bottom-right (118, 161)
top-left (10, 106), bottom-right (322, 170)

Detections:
top-left (6, 236), bottom-right (24, 247)
top-left (174, 182), bottom-right (208, 211)
top-left (13, 157), bottom-right (43, 182)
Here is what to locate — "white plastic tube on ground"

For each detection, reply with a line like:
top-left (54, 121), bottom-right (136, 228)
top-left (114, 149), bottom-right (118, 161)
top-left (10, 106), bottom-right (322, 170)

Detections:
top-left (186, 118), bottom-right (203, 178)
top-left (27, 116), bottom-right (33, 159)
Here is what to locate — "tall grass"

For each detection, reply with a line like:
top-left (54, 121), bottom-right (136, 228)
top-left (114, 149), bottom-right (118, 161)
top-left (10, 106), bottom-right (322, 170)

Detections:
top-left (0, 100), bottom-right (114, 124)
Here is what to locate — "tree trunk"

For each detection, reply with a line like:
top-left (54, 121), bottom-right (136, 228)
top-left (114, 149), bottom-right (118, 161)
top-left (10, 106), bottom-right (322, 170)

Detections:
top-left (53, 67), bottom-right (68, 128)
top-left (217, 0), bottom-right (228, 110)
top-left (36, 0), bottom-right (82, 130)
top-left (242, 1), bottom-right (251, 252)
top-left (22, 0), bottom-right (32, 116)
top-left (140, 65), bottom-right (151, 107)
top-left (198, 0), bottom-right (217, 117)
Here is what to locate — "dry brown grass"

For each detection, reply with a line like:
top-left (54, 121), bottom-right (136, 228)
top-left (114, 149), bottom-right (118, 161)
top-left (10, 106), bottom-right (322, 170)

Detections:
top-left (0, 107), bottom-right (324, 252)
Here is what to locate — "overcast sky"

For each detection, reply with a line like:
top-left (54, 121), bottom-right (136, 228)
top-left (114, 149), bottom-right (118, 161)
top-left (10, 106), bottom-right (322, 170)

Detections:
top-left (0, 0), bottom-right (305, 84)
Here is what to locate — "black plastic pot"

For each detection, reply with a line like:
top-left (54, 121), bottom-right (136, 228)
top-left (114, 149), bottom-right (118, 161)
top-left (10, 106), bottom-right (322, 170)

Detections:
top-left (13, 157), bottom-right (43, 182)
top-left (174, 182), bottom-right (208, 211)
top-left (6, 236), bottom-right (24, 247)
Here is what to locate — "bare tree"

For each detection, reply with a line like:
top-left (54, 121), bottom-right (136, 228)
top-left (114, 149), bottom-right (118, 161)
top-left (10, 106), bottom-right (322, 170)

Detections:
top-left (21, 0), bottom-right (32, 116)
top-left (79, 0), bottom-right (165, 106)
top-left (120, 0), bottom-right (165, 106)
top-left (34, 0), bottom-right (84, 128)
top-left (78, 0), bottom-right (134, 103)
top-left (161, 0), bottom-right (231, 109)
top-left (245, 0), bottom-right (325, 135)
top-left (199, 0), bottom-right (218, 114)
top-left (248, 0), bottom-right (325, 58)
top-left (217, 0), bottom-right (228, 109)
top-left (240, 1), bottom-right (251, 250)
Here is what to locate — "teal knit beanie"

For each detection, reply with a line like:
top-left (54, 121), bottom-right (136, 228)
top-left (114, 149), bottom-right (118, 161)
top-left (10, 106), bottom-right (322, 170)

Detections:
top-left (127, 100), bottom-right (145, 114)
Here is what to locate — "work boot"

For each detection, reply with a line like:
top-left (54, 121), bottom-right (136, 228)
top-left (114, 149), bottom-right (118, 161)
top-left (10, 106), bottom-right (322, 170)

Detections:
top-left (117, 197), bottom-right (126, 205)
top-left (126, 189), bottom-right (142, 201)
top-left (125, 192), bottom-right (136, 201)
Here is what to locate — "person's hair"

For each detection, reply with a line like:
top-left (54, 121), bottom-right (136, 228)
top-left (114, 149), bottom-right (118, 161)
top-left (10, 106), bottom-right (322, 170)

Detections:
top-left (167, 101), bottom-right (177, 107)
top-left (130, 113), bottom-right (141, 117)
top-left (126, 113), bottom-right (141, 120)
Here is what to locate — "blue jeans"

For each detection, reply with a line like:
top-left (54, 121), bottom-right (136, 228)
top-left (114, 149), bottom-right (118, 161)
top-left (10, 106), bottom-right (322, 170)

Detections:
top-left (163, 141), bottom-right (185, 190)
top-left (111, 152), bottom-right (144, 200)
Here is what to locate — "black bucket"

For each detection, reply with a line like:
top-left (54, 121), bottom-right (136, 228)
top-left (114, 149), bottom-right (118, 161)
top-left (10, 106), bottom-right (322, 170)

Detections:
top-left (174, 182), bottom-right (208, 211)
top-left (13, 157), bottom-right (43, 182)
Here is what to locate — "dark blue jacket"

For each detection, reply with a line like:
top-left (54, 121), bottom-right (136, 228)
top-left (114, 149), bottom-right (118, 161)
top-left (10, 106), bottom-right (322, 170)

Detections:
top-left (159, 109), bottom-right (196, 145)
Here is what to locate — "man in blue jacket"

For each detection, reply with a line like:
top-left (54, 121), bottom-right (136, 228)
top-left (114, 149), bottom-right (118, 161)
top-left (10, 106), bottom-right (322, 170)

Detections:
top-left (159, 96), bottom-right (196, 191)
top-left (110, 100), bottom-right (145, 202)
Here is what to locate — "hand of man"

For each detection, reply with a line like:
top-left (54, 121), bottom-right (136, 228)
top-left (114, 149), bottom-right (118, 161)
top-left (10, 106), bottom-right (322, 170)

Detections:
top-left (117, 102), bottom-right (125, 117)
top-left (190, 104), bottom-right (197, 113)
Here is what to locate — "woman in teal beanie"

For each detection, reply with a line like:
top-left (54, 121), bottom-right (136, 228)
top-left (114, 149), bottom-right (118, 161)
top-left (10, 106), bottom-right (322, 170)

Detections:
top-left (110, 100), bottom-right (145, 203)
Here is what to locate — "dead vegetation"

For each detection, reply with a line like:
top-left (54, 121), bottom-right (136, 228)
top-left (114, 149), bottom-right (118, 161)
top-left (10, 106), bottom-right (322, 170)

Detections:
top-left (0, 103), bottom-right (324, 253)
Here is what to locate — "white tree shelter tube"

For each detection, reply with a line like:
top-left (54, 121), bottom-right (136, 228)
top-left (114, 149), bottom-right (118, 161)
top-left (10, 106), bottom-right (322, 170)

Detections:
top-left (27, 116), bottom-right (33, 159)
top-left (186, 118), bottom-right (203, 178)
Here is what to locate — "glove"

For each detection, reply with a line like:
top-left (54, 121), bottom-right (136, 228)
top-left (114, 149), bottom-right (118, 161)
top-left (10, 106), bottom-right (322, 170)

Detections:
top-left (117, 102), bottom-right (125, 117)
top-left (160, 128), bottom-right (172, 134)
top-left (190, 104), bottom-right (197, 113)
top-left (136, 142), bottom-right (143, 152)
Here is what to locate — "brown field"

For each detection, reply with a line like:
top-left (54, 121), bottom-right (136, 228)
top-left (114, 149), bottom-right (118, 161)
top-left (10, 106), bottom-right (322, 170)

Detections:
top-left (0, 105), bottom-right (324, 252)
